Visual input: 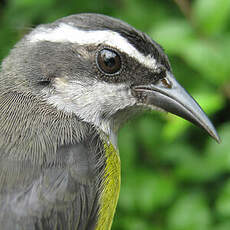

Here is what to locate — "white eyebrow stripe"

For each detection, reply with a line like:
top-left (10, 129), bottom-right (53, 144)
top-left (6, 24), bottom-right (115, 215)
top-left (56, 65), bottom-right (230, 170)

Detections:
top-left (27, 23), bottom-right (157, 69)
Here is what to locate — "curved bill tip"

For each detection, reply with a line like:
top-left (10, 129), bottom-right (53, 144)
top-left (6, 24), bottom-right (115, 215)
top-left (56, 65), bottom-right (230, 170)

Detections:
top-left (133, 72), bottom-right (220, 143)
top-left (209, 127), bottom-right (221, 144)
top-left (198, 112), bottom-right (220, 143)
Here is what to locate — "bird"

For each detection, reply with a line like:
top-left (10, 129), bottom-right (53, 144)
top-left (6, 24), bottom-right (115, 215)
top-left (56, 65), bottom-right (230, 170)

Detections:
top-left (0, 13), bottom-right (219, 230)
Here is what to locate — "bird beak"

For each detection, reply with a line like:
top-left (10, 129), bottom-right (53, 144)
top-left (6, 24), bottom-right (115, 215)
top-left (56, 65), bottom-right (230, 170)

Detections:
top-left (132, 71), bottom-right (220, 143)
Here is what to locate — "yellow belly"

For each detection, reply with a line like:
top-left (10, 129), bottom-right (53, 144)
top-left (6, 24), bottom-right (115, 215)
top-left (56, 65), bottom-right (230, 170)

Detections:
top-left (95, 140), bottom-right (121, 230)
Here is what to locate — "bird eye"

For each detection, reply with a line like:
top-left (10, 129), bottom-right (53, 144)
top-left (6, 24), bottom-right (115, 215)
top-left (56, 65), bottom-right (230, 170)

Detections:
top-left (96, 48), bottom-right (121, 75)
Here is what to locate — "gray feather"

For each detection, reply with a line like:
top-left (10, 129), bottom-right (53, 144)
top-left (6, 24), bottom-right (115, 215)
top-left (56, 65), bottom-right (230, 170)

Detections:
top-left (0, 89), bottom-right (106, 229)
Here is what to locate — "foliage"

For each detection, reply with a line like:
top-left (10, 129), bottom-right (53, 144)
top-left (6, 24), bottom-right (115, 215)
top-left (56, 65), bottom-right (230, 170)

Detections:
top-left (0, 0), bottom-right (230, 229)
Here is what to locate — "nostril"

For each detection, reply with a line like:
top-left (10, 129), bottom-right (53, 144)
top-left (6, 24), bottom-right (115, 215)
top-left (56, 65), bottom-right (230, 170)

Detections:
top-left (39, 80), bottom-right (51, 86)
top-left (161, 78), bottom-right (172, 89)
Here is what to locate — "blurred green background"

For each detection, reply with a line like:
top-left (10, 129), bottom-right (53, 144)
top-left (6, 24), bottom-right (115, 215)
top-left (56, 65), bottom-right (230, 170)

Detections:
top-left (0, 0), bottom-right (230, 229)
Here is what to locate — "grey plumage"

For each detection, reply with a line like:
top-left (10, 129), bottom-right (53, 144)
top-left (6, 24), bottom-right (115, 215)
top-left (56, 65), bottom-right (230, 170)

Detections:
top-left (0, 90), bottom-right (106, 229)
top-left (0, 42), bottom-right (106, 228)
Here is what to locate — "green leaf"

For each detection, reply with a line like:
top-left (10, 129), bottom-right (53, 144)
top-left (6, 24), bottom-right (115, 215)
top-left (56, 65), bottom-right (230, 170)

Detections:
top-left (192, 91), bottom-right (225, 115)
top-left (119, 170), bottom-right (176, 213)
top-left (213, 221), bottom-right (230, 230)
top-left (193, 0), bottom-right (230, 35)
top-left (134, 171), bottom-right (176, 213)
top-left (114, 215), bottom-right (154, 230)
top-left (162, 115), bottom-right (189, 141)
top-left (182, 39), bottom-right (230, 85)
top-left (136, 114), bottom-right (163, 151)
top-left (216, 180), bottom-right (230, 218)
top-left (205, 122), bottom-right (230, 174)
top-left (119, 123), bottom-right (138, 171)
top-left (150, 20), bottom-right (195, 55)
top-left (167, 193), bottom-right (211, 230)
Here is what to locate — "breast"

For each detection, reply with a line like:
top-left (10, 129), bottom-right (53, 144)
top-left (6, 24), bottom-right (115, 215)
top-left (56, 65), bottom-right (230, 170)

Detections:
top-left (0, 138), bottom-right (105, 230)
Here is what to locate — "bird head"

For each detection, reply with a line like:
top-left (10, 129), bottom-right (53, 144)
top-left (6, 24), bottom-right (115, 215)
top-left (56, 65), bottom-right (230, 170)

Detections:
top-left (1, 13), bottom-right (219, 143)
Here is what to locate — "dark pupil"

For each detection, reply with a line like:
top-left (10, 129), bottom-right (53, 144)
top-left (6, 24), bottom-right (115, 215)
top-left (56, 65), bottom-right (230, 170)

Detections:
top-left (98, 49), bottom-right (121, 74)
top-left (102, 50), bottom-right (116, 67)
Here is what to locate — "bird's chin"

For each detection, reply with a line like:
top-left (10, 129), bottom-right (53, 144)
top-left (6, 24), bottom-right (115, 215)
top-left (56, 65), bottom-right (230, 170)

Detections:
top-left (131, 72), bottom-right (220, 143)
